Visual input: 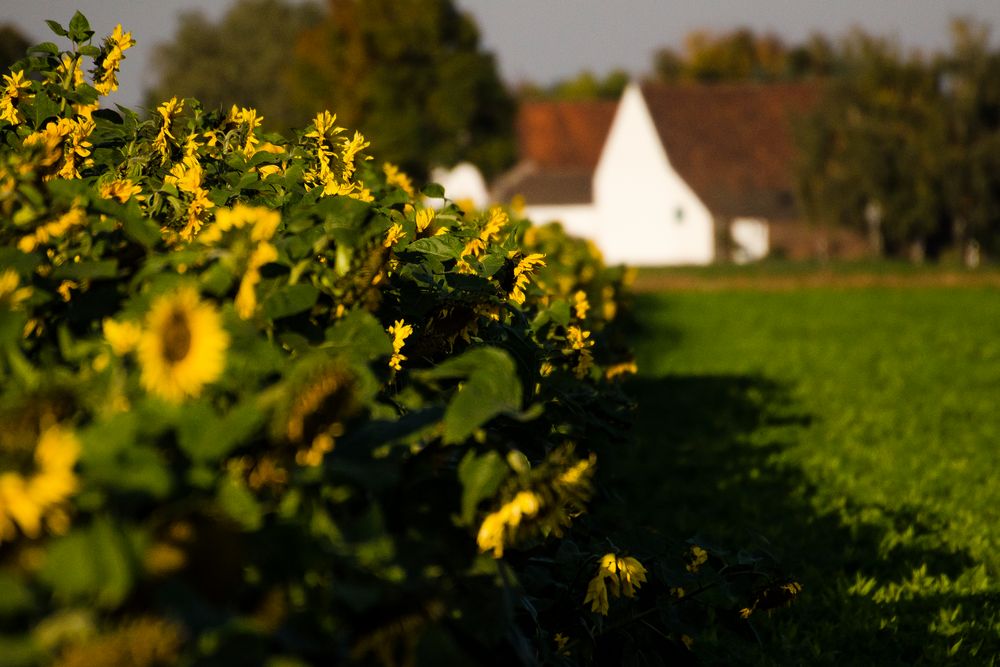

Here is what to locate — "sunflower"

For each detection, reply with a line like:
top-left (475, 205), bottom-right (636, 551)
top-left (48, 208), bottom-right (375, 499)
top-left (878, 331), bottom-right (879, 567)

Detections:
top-left (0, 424), bottom-right (79, 544)
top-left (138, 287), bottom-right (228, 402)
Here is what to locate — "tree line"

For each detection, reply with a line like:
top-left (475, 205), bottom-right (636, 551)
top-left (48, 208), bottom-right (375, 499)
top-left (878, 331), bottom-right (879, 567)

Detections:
top-left (509, 22), bottom-right (1000, 264)
top-left (3, 4), bottom-right (998, 262)
top-left (144, 0), bottom-right (515, 182)
top-left (796, 21), bottom-right (1000, 262)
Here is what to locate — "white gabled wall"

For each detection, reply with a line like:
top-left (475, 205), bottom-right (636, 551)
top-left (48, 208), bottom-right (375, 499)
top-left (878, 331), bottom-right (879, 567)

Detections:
top-left (592, 83), bottom-right (714, 266)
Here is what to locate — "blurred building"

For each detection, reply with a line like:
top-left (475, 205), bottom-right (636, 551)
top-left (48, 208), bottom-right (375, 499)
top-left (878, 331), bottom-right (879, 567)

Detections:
top-left (491, 81), bottom-right (868, 265)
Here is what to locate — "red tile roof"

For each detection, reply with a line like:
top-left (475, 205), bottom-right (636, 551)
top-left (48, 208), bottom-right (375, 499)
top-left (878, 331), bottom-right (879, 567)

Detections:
top-left (641, 81), bottom-right (822, 218)
top-left (503, 82), bottom-right (823, 217)
top-left (493, 99), bottom-right (617, 204)
top-left (517, 99), bottom-right (619, 169)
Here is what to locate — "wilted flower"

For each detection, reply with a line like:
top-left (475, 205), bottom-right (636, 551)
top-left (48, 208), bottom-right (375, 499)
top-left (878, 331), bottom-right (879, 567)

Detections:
top-left (476, 490), bottom-right (541, 558)
top-left (584, 553), bottom-right (648, 615)
top-left (92, 24), bottom-right (135, 95)
top-left (153, 97), bottom-right (184, 162)
top-left (509, 253), bottom-right (546, 304)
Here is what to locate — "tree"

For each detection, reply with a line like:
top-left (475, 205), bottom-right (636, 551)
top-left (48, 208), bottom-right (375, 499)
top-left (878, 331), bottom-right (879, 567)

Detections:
top-left (653, 28), bottom-right (843, 84)
top-left (287, 0), bottom-right (515, 180)
top-left (518, 69), bottom-right (630, 102)
top-left (936, 19), bottom-right (1000, 258)
top-left (654, 28), bottom-right (822, 84)
top-left (0, 24), bottom-right (31, 73)
top-left (800, 33), bottom-right (947, 259)
top-left (145, 0), bottom-right (322, 132)
top-left (795, 24), bottom-right (1000, 262)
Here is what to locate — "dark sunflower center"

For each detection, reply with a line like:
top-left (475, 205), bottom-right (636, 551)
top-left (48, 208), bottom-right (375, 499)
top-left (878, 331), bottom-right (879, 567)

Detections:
top-left (162, 309), bottom-right (192, 363)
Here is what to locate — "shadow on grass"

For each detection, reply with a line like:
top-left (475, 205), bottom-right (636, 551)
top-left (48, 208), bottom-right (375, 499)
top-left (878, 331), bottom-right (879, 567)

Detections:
top-left (605, 373), bottom-right (1000, 665)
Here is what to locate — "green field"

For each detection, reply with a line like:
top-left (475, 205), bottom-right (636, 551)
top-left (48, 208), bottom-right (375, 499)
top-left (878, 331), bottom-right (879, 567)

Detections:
top-left (616, 286), bottom-right (1000, 664)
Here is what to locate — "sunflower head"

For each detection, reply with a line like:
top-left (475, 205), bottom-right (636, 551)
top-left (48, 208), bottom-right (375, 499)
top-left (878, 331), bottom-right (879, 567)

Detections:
top-left (138, 287), bottom-right (228, 403)
top-left (279, 359), bottom-right (360, 445)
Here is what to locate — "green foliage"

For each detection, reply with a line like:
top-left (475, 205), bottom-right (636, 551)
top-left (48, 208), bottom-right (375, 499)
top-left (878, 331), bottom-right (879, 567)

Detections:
top-left (652, 28), bottom-right (840, 84)
top-left (519, 69), bottom-right (630, 102)
top-left (0, 15), bottom-right (792, 666)
top-left (795, 21), bottom-right (1000, 262)
top-left (145, 0), bottom-right (516, 181)
top-left (144, 0), bottom-right (322, 133)
top-left (288, 0), bottom-right (516, 180)
top-left (629, 285), bottom-right (1000, 664)
top-left (525, 27), bottom-right (841, 102)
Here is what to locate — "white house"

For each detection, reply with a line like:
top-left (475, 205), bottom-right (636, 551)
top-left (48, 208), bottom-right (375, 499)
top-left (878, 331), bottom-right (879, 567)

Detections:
top-left (590, 83), bottom-right (715, 265)
top-left (491, 81), bottom-right (866, 265)
top-left (429, 162), bottom-right (490, 210)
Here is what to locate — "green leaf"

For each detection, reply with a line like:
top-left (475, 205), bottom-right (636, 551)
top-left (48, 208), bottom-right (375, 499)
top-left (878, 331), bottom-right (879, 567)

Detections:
top-left (532, 299), bottom-right (571, 329)
top-left (199, 262), bottom-right (235, 297)
top-left (88, 517), bottom-right (135, 607)
top-left (51, 260), bottom-right (118, 280)
top-left (379, 187), bottom-right (409, 208)
top-left (44, 20), bottom-right (69, 37)
top-left (0, 247), bottom-right (40, 275)
top-left (67, 11), bottom-right (94, 42)
top-left (41, 518), bottom-right (135, 608)
top-left (113, 446), bottom-right (173, 498)
top-left (477, 252), bottom-right (506, 279)
top-left (92, 107), bottom-right (123, 124)
top-left (316, 196), bottom-right (371, 243)
top-left (237, 171), bottom-right (260, 189)
top-left (0, 634), bottom-right (42, 667)
top-left (342, 406), bottom-right (445, 453)
top-left (80, 412), bottom-right (173, 499)
top-left (63, 83), bottom-right (99, 106)
top-left (249, 150), bottom-right (283, 167)
top-left (421, 183), bottom-right (445, 198)
top-left (16, 183), bottom-right (45, 210)
top-left (45, 177), bottom-right (92, 202)
top-left (324, 310), bottom-right (392, 361)
top-left (122, 216), bottom-right (161, 248)
top-left (177, 401), bottom-right (266, 464)
top-left (217, 476), bottom-right (262, 530)
top-left (419, 348), bottom-right (523, 444)
top-left (27, 42), bottom-right (60, 55)
top-left (0, 573), bottom-right (34, 616)
top-left (263, 283), bottom-right (318, 319)
top-left (405, 235), bottom-right (461, 261)
top-left (31, 94), bottom-right (61, 128)
top-left (83, 447), bottom-right (173, 500)
top-left (457, 450), bottom-right (508, 525)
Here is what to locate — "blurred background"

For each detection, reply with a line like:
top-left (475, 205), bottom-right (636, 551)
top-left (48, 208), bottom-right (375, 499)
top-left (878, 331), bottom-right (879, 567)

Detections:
top-left (2, 0), bottom-right (1000, 265)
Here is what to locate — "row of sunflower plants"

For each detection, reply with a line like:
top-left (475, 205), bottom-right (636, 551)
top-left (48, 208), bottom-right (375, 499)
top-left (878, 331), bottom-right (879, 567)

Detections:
top-left (0, 14), bottom-right (797, 666)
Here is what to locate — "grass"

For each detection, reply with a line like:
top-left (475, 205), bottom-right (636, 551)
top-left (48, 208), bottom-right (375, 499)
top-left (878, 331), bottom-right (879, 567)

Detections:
top-left (614, 285), bottom-right (1000, 664)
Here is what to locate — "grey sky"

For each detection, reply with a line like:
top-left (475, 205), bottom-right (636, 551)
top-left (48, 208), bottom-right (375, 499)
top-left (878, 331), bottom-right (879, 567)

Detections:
top-left (1, 0), bottom-right (998, 111)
